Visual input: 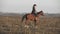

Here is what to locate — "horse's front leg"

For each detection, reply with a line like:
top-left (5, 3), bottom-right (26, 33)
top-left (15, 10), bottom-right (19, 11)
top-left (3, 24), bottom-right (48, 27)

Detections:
top-left (34, 18), bottom-right (40, 28)
top-left (34, 20), bottom-right (38, 28)
top-left (34, 20), bottom-right (37, 26)
top-left (34, 20), bottom-right (39, 26)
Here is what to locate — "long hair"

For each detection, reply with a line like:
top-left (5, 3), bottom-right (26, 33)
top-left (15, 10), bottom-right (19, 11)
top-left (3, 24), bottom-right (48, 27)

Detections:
top-left (31, 4), bottom-right (36, 14)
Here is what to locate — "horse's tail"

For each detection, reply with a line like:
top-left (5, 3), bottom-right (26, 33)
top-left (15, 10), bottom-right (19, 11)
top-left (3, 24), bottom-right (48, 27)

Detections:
top-left (21, 14), bottom-right (27, 22)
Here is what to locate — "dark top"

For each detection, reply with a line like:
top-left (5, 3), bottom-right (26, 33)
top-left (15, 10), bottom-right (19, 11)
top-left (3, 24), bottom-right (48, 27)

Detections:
top-left (31, 6), bottom-right (36, 14)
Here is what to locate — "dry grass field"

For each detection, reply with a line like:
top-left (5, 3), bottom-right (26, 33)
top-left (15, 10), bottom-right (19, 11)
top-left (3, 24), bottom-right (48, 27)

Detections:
top-left (0, 14), bottom-right (60, 34)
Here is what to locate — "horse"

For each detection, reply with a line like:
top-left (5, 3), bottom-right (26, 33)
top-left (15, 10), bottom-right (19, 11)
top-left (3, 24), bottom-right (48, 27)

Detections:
top-left (21, 10), bottom-right (44, 28)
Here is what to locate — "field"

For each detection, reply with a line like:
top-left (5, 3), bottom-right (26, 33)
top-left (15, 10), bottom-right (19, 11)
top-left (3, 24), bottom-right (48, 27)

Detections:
top-left (0, 14), bottom-right (60, 34)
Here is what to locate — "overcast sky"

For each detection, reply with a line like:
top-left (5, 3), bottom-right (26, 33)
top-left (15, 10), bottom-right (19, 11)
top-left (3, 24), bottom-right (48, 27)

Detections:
top-left (0, 0), bottom-right (60, 14)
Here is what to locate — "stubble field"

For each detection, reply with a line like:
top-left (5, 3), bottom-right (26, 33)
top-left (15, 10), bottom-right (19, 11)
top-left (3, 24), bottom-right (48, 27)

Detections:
top-left (0, 15), bottom-right (60, 34)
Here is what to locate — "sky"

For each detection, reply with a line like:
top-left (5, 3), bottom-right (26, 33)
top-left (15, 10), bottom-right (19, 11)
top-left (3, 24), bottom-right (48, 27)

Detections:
top-left (0, 0), bottom-right (60, 14)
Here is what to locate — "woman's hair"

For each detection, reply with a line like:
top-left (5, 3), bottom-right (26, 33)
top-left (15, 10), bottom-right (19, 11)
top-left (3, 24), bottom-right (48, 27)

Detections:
top-left (33, 4), bottom-right (36, 6)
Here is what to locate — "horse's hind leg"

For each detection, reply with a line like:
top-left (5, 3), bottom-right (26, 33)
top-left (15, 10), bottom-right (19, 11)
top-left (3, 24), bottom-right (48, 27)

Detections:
top-left (34, 20), bottom-right (37, 26)
top-left (34, 20), bottom-right (39, 28)
top-left (25, 19), bottom-right (30, 25)
top-left (24, 20), bottom-right (30, 28)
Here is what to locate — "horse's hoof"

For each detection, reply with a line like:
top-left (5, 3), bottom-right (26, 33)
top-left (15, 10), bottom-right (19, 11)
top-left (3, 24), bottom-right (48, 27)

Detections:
top-left (24, 25), bottom-right (29, 28)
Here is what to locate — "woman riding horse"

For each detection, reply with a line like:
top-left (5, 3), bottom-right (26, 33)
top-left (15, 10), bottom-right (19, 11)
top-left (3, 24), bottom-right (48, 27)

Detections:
top-left (21, 4), bottom-right (44, 28)
top-left (21, 11), bottom-right (44, 28)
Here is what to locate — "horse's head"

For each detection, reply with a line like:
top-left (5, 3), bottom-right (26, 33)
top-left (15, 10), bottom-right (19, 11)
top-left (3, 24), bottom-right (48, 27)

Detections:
top-left (37, 10), bottom-right (44, 16)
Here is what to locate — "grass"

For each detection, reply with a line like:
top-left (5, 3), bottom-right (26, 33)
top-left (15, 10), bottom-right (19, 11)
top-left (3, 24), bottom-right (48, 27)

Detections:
top-left (0, 15), bottom-right (60, 34)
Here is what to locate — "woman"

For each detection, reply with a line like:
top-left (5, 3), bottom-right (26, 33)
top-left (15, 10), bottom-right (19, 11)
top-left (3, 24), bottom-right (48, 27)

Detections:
top-left (31, 4), bottom-right (37, 16)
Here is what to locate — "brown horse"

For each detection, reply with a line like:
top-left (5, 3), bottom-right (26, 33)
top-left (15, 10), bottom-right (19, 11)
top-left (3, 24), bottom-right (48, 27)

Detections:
top-left (21, 10), bottom-right (44, 28)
